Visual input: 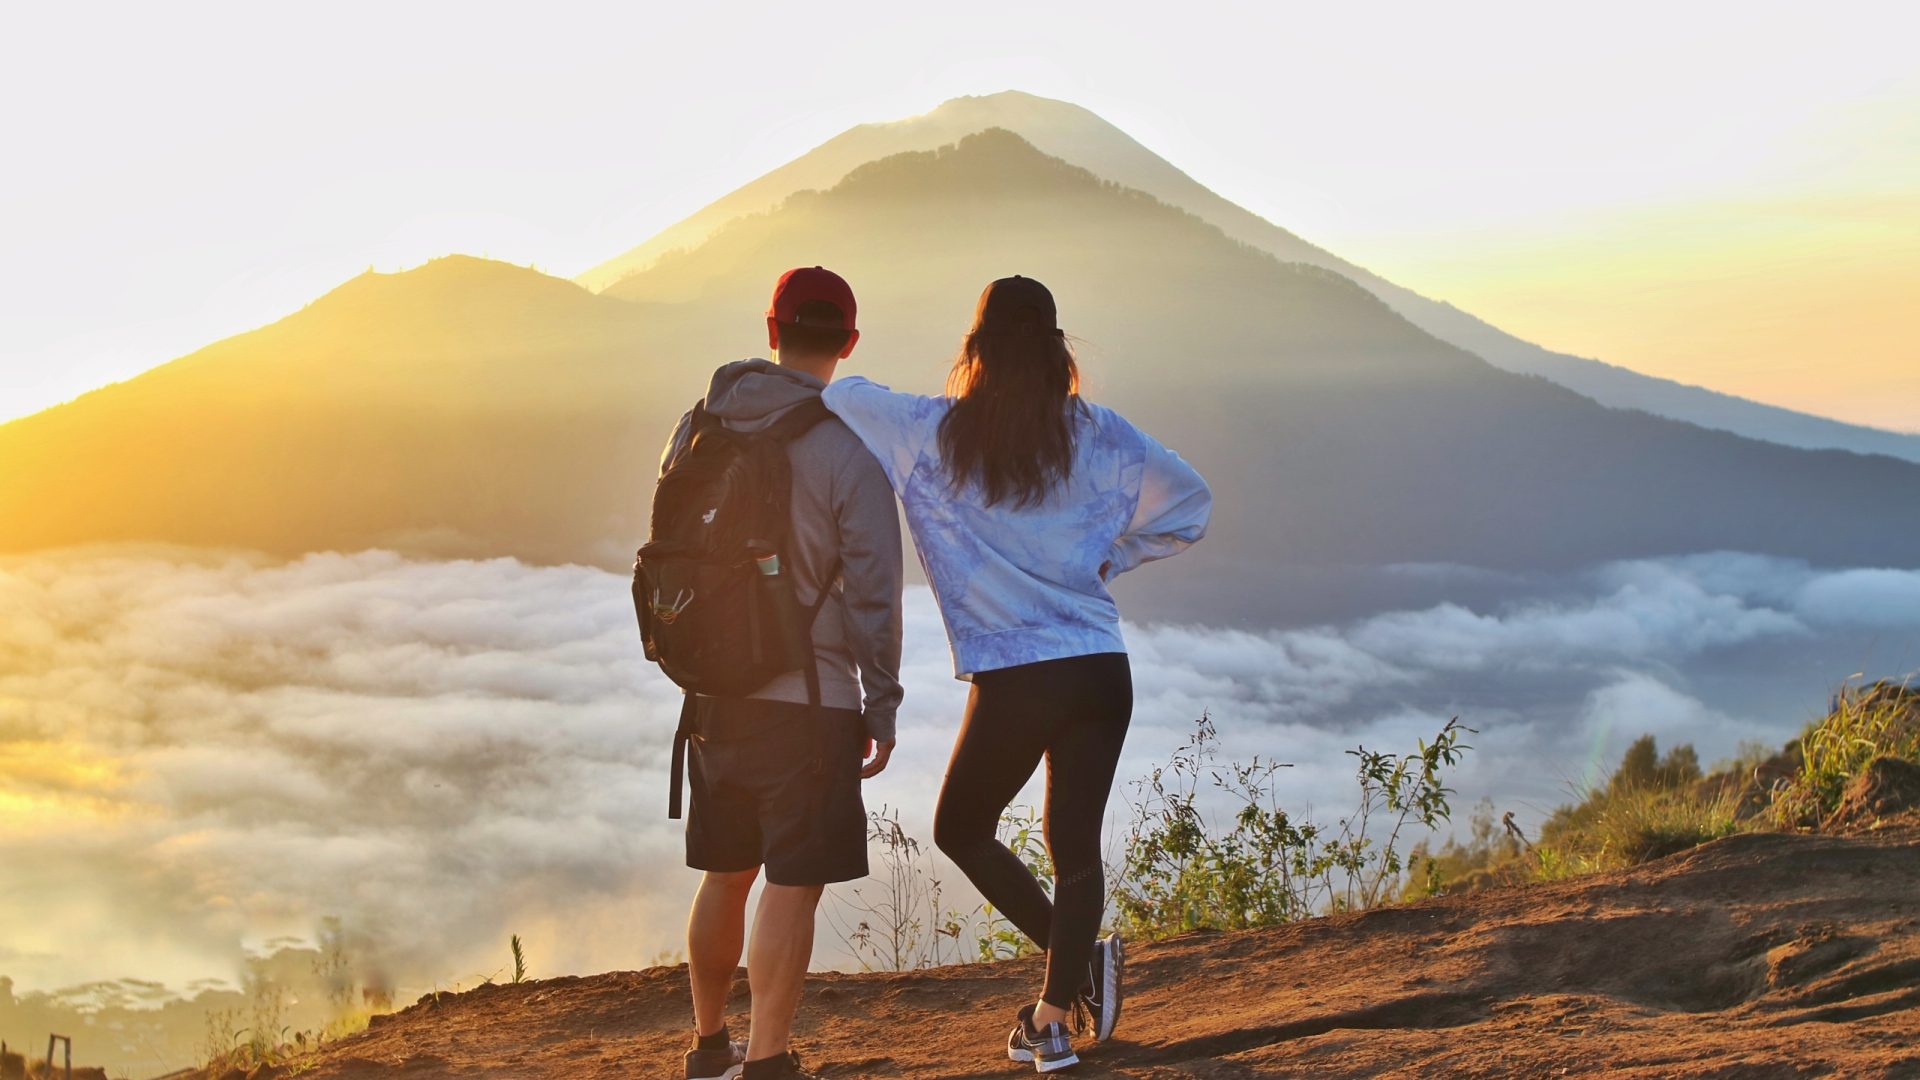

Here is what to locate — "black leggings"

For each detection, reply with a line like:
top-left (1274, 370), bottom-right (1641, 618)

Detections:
top-left (933, 652), bottom-right (1133, 1008)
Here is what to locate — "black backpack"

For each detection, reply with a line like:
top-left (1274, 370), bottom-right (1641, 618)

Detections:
top-left (633, 397), bottom-right (841, 818)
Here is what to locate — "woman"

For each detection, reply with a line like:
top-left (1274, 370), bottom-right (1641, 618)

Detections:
top-left (822, 275), bottom-right (1210, 1072)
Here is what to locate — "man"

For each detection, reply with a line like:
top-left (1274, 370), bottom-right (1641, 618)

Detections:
top-left (667, 267), bottom-right (903, 1080)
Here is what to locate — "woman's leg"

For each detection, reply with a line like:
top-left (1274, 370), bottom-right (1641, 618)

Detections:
top-left (1036, 653), bottom-right (1133, 1013)
top-left (933, 672), bottom-right (1057, 949)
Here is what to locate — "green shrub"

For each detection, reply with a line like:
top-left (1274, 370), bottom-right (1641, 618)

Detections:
top-left (1112, 712), bottom-right (1471, 940)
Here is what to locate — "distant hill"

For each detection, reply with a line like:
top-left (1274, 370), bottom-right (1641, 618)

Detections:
top-left (3, 130), bottom-right (1917, 626)
top-left (579, 90), bottom-right (1920, 464)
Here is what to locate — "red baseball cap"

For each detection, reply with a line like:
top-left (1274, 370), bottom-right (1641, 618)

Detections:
top-left (768, 266), bottom-right (857, 330)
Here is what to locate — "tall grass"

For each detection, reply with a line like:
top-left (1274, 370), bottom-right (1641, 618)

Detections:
top-left (1532, 784), bottom-right (1743, 879)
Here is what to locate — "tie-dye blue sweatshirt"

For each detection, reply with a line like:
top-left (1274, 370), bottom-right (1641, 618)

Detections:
top-left (822, 376), bottom-right (1212, 677)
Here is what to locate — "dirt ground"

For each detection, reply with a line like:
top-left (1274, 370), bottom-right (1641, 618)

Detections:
top-left (271, 821), bottom-right (1920, 1078)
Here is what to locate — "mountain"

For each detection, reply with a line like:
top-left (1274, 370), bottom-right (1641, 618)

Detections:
top-left (579, 91), bottom-right (1920, 465)
top-left (182, 825), bottom-right (1920, 1078)
top-left (4, 130), bottom-right (1917, 626)
top-left (599, 129), bottom-right (1920, 615)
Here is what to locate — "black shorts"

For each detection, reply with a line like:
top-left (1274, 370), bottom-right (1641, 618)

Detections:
top-left (684, 696), bottom-right (869, 886)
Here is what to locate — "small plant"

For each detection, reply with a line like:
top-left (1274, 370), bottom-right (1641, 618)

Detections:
top-left (1400, 798), bottom-right (1526, 899)
top-left (201, 1007), bottom-right (242, 1072)
top-left (829, 804), bottom-right (963, 971)
top-left (511, 935), bottom-right (527, 984)
top-left (828, 804), bottom-right (1073, 969)
top-left (1339, 717), bottom-right (1475, 909)
top-left (1772, 678), bottom-right (1920, 828)
top-left (242, 964), bottom-right (287, 1064)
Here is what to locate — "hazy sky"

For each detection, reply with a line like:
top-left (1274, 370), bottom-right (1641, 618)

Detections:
top-left (1, 2), bottom-right (1915, 429)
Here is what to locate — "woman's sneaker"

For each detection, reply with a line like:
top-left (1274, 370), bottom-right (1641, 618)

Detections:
top-left (1080, 932), bottom-right (1124, 1042)
top-left (1007, 1003), bottom-right (1080, 1073)
top-left (684, 1036), bottom-right (748, 1080)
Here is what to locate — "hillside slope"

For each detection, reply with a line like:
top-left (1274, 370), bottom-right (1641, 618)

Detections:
top-left (0, 257), bottom-right (674, 567)
top-left (579, 90), bottom-right (1920, 463)
top-left (260, 824), bottom-right (1920, 1078)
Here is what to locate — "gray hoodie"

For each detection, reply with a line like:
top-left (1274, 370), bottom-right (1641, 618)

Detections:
top-left (660, 359), bottom-right (905, 741)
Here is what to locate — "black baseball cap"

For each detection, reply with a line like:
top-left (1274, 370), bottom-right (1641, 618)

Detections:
top-left (974, 275), bottom-right (1060, 335)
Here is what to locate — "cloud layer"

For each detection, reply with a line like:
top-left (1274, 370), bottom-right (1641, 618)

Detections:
top-left (1, 547), bottom-right (1915, 1000)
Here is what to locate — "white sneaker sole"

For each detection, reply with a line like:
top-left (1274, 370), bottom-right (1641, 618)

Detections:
top-left (1008, 1046), bottom-right (1080, 1072)
top-left (1099, 934), bottom-right (1124, 1042)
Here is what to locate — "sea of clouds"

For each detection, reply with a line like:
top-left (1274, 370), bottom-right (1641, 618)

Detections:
top-left (1, 546), bottom-right (1915, 1001)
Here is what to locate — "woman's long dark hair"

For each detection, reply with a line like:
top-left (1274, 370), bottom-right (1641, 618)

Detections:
top-left (938, 277), bottom-right (1081, 508)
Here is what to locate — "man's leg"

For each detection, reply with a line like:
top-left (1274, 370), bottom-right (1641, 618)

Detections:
top-left (688, 867), bottom-right (760, 1037)
top-left (744, 881), bottom-right (826, 1062)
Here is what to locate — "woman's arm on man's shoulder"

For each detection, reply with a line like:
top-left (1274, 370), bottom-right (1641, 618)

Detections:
top-left (821, 375), bottom-right (943, 493)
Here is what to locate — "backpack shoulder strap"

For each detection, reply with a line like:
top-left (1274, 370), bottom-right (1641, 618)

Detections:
top-left (661, 401), bottom-right (720, 475)
top-left (688, 400), bottom-right (721, 435)
top-left (668, 691), bottom-right (695, 819)
top-left (757, 397), bottom-right (834, 445)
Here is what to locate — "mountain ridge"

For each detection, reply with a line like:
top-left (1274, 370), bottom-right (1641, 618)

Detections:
top-left (578, 90), bottom-right (1920, 463)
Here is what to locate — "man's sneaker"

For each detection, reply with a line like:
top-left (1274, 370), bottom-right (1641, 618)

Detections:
top-left (1007, 1003), bottom-right (1079, 1073)
top-left (684, 1036), bottom-right (748, 1080)
top-left (1080, 932), bottom-right (1124, 1043)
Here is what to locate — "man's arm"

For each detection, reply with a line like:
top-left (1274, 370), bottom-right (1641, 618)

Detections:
top-left (833, 430), bottom-right (905, 765)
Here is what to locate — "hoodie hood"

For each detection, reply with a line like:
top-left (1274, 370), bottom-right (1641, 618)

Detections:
top-left (704, 359), bottom-right (826, 432)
